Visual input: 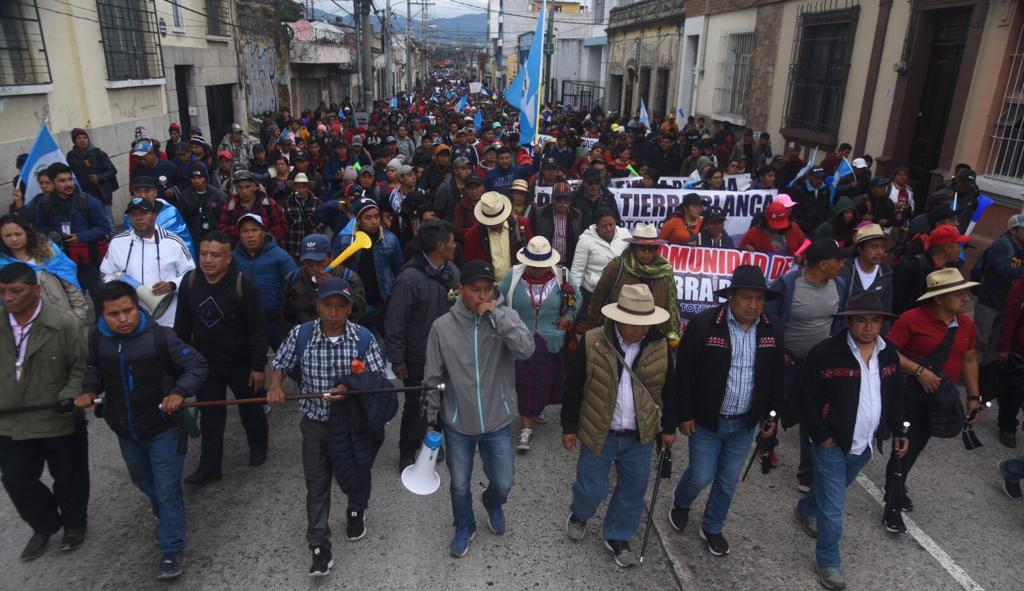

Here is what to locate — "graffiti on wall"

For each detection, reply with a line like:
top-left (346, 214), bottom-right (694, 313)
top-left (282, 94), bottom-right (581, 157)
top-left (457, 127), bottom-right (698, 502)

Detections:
top-left (241, 39), bottom-right (278, 118)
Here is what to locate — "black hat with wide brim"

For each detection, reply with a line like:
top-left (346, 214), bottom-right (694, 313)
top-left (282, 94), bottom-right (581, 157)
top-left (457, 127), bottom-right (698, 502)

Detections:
top-left (713, 264), bottom-right (781, 300)
top-left (832, 291), bottom-right (898, 318)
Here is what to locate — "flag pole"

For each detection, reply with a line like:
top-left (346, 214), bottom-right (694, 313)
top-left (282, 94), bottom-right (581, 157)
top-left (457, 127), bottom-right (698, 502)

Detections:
top-left (534, 0), bottom-right (547, 147)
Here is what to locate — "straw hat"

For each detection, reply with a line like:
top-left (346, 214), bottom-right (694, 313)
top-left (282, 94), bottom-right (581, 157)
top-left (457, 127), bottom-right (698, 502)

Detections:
top-left (510, 179), bottom-right (530, 194)
top-left (624, 223), bottom-right (667, 246)
top-left (474, 191), bottom-right (513, 226)
top-left (916, 268), bottom-right (979, 302)
top-left (516, 236), bottom-right (560, 267)
top-left (601, 284), bottom-right (670, 326)
top-left (853, 223), bottom-right (895, 249)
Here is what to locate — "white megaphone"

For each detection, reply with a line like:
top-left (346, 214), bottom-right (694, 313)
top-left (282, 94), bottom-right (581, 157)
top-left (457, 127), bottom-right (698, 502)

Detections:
top-left (402, 431), bottom-right (443, 495)
top-left (114, 273), bottom-right (172, 319)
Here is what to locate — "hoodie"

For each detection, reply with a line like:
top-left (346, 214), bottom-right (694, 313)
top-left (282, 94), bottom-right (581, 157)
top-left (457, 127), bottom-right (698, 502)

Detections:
top-left (813, 196), bottom-right (859, 246)
top-left (423, 300), bottom-right (535, 435)
top-left (232, 234), bottom-right (298, 319)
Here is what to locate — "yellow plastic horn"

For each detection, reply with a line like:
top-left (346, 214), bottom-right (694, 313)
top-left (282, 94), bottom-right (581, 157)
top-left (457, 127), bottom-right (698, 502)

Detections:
top-left (325, 231), bottom-right (372, 271)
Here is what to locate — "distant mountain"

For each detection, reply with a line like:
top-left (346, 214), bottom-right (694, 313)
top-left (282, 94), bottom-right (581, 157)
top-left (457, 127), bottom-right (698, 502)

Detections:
top-left (311, 8), bottom-right (486, 42)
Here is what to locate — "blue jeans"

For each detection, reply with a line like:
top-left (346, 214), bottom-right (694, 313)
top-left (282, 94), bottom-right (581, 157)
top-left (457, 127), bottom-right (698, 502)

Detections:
top-left (444, 424), bottom-right (515, 531)
top-left (570, 433), bottom-right (654, 541)
top-left (1000, 454), bottom-right (1024, 481)
top-left (118, 429), bottom-right (186, 554)
top-left (785, 361), bottom-right (814, 482)
top-left (797, 444), bottom-right (872, 569)
top-left (673, 415), bottom-right (755, 534)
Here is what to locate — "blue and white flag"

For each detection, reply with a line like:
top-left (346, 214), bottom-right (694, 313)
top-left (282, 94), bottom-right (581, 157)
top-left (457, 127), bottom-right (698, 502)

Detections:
top-left (677, 107), bottom-right (686, 120)
top-left (456, 95), bottom-right (468, 113)
top-left (787, 147), bottom-right (819, 188)
top-left (964, 195), bottom-right (994, 236)
top-left (389, 96), bottom-right (398, 109)
top-left (505, 68), bottom-right (525, 111)
top-left (518, 0), bottom-right (546, 145)
top-left (831, 157), bottom-right (853, 188)
top-left (473, 111), bottom-right (482, 131)
top-left (19, 122), bottom-right (71, 205)
top-left (639, 98), bottom-right (650, 131)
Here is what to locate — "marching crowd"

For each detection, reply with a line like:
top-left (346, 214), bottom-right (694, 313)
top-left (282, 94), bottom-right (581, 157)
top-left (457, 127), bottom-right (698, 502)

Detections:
top-left (2, 74), bottom-right (1022, 589)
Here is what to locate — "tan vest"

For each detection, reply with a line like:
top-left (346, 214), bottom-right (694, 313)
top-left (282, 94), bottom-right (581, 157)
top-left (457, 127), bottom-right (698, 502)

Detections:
top-left (578, 324), bottom-right (668, 454)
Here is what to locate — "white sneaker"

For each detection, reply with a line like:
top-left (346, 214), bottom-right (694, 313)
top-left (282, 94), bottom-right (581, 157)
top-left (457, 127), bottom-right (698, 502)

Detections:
top-left (517, 428), bottom-right (533, 451)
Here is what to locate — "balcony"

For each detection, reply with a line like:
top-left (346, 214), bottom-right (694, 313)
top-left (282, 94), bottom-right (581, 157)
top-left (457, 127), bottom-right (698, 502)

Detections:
top-left (607, 0), bottom-right (685, 33)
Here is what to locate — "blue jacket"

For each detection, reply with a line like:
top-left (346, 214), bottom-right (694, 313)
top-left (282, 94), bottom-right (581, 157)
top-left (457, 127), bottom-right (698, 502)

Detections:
top-left (323, 154), bottom-right (357, 194)
top-left (123, 199), bottom-right (195, 258)
top-left (232, 235), bottom-right (297, 318)
top-left (766, 268), bottom-right (849, 338)
top-left (313, 199), bottom-right (351, 236)
top-left (333, 220), bottom-right (404, 302)
top-left (484, 160), bottom-right (540, 194)
top-left (35, 189), bottom-right (112, 244)
top-left (977, 232), bottom-right (1024, 310)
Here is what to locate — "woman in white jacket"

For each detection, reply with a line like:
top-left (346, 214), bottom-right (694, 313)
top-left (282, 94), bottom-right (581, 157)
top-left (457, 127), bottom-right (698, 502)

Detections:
top-left (569, 207), bottom-right (631, 324)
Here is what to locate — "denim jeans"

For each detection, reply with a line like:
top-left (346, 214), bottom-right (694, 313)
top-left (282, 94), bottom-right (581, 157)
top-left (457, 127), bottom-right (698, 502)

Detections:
top-left (118, 429), bottom-right (186, 554)
top-left (785, 361), bottom-right (814, 482)
top-left (797, 444), bottom-right (872, 569)
top-left (570, 433), bottom-right (654, 542)
top-left (673, 415), bottom-right (755, 534)
top-left (444, 424), bottom-right (515, 531)
top-left (999, 454), bottom-right (1024, 482)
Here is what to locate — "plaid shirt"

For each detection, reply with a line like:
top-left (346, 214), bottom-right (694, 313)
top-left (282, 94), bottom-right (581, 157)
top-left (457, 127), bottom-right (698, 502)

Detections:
top-left (281, 192), bottom-right (324, 260)
top-left (720, 308), bottom-right (757, 415)
top-left (552, 213), bottom-right (568, 261)
top-left (271, 319), bottom-right (386, 422)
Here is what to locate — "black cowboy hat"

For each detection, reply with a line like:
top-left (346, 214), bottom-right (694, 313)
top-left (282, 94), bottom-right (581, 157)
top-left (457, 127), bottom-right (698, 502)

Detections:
top-left (713, 264), bottom-right (781, 300)
top-left (832, 291), bottom-right (898, 318)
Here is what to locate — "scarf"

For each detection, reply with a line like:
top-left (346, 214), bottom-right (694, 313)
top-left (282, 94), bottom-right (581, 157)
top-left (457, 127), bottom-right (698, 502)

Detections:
top-left (621, 248), bottom-right (673, 281)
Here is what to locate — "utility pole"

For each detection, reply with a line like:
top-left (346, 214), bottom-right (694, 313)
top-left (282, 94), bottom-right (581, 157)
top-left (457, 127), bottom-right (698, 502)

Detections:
top-left (384, 0), bottom-right (392, 97)
top-left (359, 0), bottom-right (375, 110)
top-left (543, 0), bottom-right (554, 104)
top-left (406, 0), bottom-right (413, 91)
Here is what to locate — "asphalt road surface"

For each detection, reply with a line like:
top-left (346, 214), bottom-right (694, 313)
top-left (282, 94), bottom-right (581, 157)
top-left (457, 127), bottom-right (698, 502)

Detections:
top-left (2, 400), bottom-right (1021, 590)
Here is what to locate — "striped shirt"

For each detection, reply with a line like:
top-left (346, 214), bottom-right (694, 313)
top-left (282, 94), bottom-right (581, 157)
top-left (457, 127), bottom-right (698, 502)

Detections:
top-left (271, 319), bottom-right (386, 422)
top-left (720, 308), bottom-right (757, 416)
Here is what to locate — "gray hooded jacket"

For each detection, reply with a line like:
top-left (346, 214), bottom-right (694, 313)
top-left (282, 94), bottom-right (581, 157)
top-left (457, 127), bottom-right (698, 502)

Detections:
top-left (423, 300), bottom-right (534, 435)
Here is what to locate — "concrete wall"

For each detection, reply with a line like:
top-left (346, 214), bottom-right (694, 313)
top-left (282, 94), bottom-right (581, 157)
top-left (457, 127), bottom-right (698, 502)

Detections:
top-left (237, 3), bottom-right (290, 122)
top-left (693, 8), bottom-right (757, 125)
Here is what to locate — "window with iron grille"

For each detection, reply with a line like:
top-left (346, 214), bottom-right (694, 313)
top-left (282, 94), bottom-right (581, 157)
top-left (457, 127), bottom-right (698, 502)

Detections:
top-left (713, 32), bottom-right (754, 122)
top-left (782, 4), bottom-right (859, 144)
top-left (206, 0), bottom-right (232, 38)
top-left (171, 1), bottom-right (184, 29)
top-left (96, 0), bottom-right (163, 81)
top-left (0, 0), bottom-right (51, 87)
top-left (985, 18), bottom-right (1024, 184)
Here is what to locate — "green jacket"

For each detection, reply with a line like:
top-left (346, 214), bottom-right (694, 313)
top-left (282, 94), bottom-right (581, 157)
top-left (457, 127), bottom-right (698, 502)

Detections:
top-left (0, 300), bottom-right (87, 440)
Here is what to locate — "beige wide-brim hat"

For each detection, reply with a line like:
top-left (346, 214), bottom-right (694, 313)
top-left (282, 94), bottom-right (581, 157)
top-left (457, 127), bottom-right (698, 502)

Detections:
top-left (516, 236), bottom-right (560, 267)
top-left (853, 223), bottom-right (895, 249)
top-left (916, 268), bottom-right (979, 302)
top-left (624, 222), bottom-right (667, 246)
top-left (602, 283), bottom-right (670, 326)
top-left (474, 191), bottom-right (513, 226)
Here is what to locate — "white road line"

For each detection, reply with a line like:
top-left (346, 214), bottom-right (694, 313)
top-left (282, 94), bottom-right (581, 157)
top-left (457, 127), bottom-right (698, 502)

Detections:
top-left (855, 474), bottom-right (986, 591)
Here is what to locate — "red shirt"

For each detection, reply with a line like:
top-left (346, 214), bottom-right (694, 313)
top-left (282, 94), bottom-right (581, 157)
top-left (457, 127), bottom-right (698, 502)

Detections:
top-left (887, 305), bottom-right (976, 383)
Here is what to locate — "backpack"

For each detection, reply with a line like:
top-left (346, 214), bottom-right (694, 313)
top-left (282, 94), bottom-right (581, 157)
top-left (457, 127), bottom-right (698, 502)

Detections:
top-left (287, 320), bottom-right (373, 385)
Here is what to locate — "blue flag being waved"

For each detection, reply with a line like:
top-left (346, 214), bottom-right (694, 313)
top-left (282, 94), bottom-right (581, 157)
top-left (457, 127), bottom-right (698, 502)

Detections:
top-left (389, 96), bottom-right (398, 109)
top-left (456, 95), bottom-right (468, 113)
top-left (473, 110), bottom-right (482, 131)
top-left (19, 122), bottom-right (75, 206)
top-left (639, 98), bottom-right (651, 132)
top-left (515, 0), bottom-right (546, 146)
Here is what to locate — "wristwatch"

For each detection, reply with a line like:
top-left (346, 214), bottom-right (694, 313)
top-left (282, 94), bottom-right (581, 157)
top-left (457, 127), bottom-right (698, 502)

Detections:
top-left (966, 395), bottom-right (982, 402)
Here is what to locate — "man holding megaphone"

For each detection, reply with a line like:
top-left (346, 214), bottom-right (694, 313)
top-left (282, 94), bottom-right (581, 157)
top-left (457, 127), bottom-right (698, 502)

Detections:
top-left (100, 197), bottom-right (195, 327)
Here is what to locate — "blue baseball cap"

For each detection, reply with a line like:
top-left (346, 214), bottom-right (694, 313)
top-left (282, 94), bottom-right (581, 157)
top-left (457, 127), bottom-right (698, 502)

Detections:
top-left (300, 234), bottom-right (331, 262)
top-left (318, 277), bottom-right (354, 302)
top-left (132, 141), bottom-right (155, 157)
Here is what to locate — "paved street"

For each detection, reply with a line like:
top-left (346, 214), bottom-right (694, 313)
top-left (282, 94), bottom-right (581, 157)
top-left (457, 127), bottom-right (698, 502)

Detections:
top-left (1, 399), bottom-right (1021, 590)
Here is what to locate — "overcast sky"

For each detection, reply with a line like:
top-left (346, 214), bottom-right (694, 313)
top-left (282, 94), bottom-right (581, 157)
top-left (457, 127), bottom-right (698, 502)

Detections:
top-left (315, 0), bottom-right (488, 20)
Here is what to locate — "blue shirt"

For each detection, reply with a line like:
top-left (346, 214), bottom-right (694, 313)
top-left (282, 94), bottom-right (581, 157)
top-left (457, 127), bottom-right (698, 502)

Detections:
top-left (721, 308), bottom-right (757, 416)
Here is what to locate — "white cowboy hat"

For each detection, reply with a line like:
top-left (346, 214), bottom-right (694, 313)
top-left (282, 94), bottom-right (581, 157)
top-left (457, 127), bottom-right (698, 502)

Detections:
top-left (516, 236), bottom-right (560, 268)
top-left (916, 268), bottom-right (979, 302)
top-left (601, 284), bottom-right (670, 326)
top-left (474, 191), bottom-right (513, 226)
top-left (853, 223), bottom-right (895, 249)
top-left (624, 222), bottom-right (667, 246)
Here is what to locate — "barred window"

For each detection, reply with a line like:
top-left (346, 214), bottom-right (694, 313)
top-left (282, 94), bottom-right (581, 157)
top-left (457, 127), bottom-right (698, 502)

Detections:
top-left (782, 4), bottom-right (859, 144)
top-left (96, 0), bottom-right (163, 81)
top-left (0, 0), bottom-right (51, 87)
top-left (206, 0), bottom-right (232, 38)
top-left (985, 19), bottom-right (1024, 183)
top-left (713, 33), bottom-right (754, 122)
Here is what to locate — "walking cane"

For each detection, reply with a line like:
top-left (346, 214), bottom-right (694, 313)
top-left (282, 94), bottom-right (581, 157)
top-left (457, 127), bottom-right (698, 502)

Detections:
top-left (159, 384), bottom-right (444, 410)
top-left (742, 411), bottom-right (777, 482)
top-left (882, 421), bottom-right (911, 518)
top-left (0, 397), bottom-right (103, 416)
top-left (962, 401), bottom-right (991, 450)
top-left (639, 446), bottom-right (669, 565)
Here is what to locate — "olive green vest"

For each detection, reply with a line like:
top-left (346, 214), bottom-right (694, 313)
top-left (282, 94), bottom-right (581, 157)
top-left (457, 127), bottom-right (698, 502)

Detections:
top-left (578, 324), bottom-right (667, 455)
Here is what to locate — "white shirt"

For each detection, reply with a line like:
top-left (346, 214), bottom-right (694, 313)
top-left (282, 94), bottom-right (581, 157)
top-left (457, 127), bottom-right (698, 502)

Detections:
top-left (848, 333), bottom-right (885, 455)
top-left (854, 259), bottom-right (880, 293)
top-left (610, 326), bottom-right (642, 430)
top-left (9, 300), bottom-right (42, 381)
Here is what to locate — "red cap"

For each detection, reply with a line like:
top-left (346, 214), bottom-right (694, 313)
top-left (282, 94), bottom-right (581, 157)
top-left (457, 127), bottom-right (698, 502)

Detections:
top-left (169, 123), bottom-right (181, 131)
top-left (928, 224), bottom-right (971, 247)
top-left (766, 202), bottom-right (790, 230)
top-left (217, 150), bottom-right (233, 160)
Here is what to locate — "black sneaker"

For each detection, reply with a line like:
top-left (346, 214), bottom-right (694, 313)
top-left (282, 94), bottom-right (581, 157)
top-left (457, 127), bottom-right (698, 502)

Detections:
top-left (900, 494), bottom-right (913, 513)
top-left (603, 539), bottom-right (637, 567)
top-left (157, 552), bottom-right (184, 580)
top-left (883, 509), bottom-right (907, 533)
top-left (699, 527), bottom-right (730, 556)
top-left (999, 460), bottom-right (1023, 500)
top-left (183, 469), bottom-right (222, 487)
top-left (668, 504), bottom-right (690, 532)
top-left (249, 448), bottom-right (268, 467)
top-left (346, 509), bottom-right (366, 541)
top-left (399, 454), bottom-right (415, 473)
top-left (308, 546), bottom-right (333, 577)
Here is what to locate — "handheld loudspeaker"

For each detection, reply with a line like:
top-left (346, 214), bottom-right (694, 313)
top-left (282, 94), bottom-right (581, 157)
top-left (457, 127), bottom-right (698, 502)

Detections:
top-left (402, 431), bottom-right (443, 495)
top-left (114, 273), bottom-right (173, 319)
